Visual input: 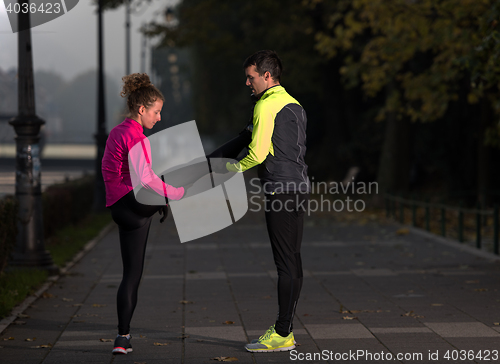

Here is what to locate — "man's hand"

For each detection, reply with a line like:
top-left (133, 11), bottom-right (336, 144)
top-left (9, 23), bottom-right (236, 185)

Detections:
top-left (159, 205), bottom-right (169, 223)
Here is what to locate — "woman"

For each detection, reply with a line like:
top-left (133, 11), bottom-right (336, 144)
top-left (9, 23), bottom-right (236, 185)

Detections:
top-left (102, 73), bottom-right (185, 355)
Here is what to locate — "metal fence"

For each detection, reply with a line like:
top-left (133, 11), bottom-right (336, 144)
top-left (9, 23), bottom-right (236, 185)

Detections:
top-left (385, 193), bottom-right (500, 255)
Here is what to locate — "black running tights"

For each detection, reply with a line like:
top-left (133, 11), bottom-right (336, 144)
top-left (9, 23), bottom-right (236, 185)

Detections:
top-left (109, 191), bottom-right (159, 335)
top-left (264, 193), bottom-right (308, 337)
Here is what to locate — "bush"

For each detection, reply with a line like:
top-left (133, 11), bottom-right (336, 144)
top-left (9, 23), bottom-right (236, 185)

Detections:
top-left (0, 197), bottom-right (18, 273)
top-left (42, 175), bottom-right (94, 239)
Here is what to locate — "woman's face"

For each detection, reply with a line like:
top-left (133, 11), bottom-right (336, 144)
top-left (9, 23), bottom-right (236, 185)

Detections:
top-left (138, 100), bottom-right (163, 129)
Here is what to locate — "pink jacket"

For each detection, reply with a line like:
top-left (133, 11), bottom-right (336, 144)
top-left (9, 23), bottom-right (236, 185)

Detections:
top-left (102, 118), bottom-right (184, 207)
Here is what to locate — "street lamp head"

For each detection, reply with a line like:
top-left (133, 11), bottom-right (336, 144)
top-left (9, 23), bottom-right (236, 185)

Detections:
top-left (165, 7), bottom-right (175, 23)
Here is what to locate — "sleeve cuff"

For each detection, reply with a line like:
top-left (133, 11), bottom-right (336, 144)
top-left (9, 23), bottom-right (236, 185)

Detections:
top-left (226, 162), bottom-right (243, 173)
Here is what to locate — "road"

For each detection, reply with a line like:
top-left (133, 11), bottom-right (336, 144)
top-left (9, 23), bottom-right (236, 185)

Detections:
top-left (0, 157), bottom-right (95, 198)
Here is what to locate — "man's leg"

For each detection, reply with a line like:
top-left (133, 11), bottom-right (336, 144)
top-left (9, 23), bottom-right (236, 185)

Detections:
top-left (265, 193), bottom-right (307, 337)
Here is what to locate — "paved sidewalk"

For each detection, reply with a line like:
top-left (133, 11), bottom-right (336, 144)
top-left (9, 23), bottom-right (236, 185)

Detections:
top-left (2, 208), bottom-right (500, 364)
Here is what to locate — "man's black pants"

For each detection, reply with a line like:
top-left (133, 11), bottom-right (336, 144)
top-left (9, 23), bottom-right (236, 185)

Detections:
top-left (264, 192), bottom-right (308, 337)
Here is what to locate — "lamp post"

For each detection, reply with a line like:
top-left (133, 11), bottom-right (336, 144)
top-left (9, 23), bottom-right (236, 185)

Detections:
top-left (9, 0), bottom-right (57, 274)
top-left (125, 0), bottom-right (131, 75)
top-left (93, 0), bottom-right (108, 211)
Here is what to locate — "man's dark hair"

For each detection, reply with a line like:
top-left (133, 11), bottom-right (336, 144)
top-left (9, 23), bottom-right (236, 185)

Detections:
top-left (243, 50), bottom-right (282, 82)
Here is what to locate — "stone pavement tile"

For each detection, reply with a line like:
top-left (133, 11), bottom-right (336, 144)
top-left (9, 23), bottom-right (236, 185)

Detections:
top-left (184, 327), bottom-right (251, 364)
top-left (370, 327), bottom-right (432, 334)
top-left (113, 338), bottom-right (182, 361)
top-left (185, 325), bottom-right (246, 342)
top-left (439, 337), bottom-right (500, 361)
top-left (305, 323), bottom-right (374, 339)
top-left (252, 351), bottom-right (305, 364)
top-left (424, 322), bottom-right (500, 337)
top-left (312, 338), bottom-right (388, 364)
top-left (185, 303), bottom-right (240, 327)
top-left (374, 334), bottom-right (470, 364)
top-left (114, 359), bottom-right (179, 364)
top-left (0, 340), bottom-right (51, 364)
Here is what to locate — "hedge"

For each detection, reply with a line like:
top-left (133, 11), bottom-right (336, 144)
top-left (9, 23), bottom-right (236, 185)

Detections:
top-left (0, 175), bottom-right (95, 274)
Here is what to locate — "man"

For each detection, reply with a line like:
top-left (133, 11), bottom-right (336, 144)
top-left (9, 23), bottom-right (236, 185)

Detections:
top-left (226, 50), bottom-right (310, 352)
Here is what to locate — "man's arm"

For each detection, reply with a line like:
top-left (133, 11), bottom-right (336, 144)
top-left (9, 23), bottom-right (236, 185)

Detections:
top-left (226, 103), bottom-right (275, 172)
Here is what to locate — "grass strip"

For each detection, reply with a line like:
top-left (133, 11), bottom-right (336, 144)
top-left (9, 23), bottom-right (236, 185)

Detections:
top-left (0, 268), bottom-right (48, 318)
top-left (46, 211), bottom-right (112, 267)
top-left (0, 211), bottom-right (112, 319)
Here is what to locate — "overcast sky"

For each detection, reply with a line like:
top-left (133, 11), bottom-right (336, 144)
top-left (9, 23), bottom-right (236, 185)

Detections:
top-left (0, 0), bottom-right (178, 87)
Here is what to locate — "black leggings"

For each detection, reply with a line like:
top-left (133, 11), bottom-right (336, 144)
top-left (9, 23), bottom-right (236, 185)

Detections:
top-left (109, 191), bottom-right (160, 335)
top-left (264, 193), bottom-right (308, 337)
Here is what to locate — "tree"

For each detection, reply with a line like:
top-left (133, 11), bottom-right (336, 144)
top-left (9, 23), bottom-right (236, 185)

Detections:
top-left (307, 0), bottom-right (500, 198)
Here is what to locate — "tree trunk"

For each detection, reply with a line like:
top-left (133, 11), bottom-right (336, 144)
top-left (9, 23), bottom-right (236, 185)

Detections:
top-left (477, 99), bottom-right (492, 206)
top-left (374, 88), bottom-right (410, 204)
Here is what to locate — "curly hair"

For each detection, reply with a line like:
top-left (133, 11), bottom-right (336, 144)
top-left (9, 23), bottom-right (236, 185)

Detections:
top-left (120, 73), bottom-right (165, 116)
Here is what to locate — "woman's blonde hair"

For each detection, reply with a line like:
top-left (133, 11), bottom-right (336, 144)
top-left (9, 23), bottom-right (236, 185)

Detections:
top-left (120, 73), bottom-right (164, 116)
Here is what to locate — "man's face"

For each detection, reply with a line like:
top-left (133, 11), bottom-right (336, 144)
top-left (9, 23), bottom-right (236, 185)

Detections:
top-left (245, 65), bottom-right (269, 96)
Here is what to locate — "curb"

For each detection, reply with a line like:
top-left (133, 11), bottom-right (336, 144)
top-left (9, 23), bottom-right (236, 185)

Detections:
top-left (408, 226), bottom-right (500, 262)
top-left (0, 222), bottom-right (115, 335)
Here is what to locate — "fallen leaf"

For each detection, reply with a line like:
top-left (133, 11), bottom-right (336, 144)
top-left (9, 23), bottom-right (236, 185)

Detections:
top-left (197, 339), bottom-right (204, 342)
top-left (179, 300), bottom-right (193, 304)
top-left (42, 292), bottom-right (54, 298)
top-left (25, 338), bottom-right (36, 342)
top-left (262, 295), bottom-right (271, 299)
top-left (99, 338), bottom-right (113, 342)
top-left (494, 322), bottom-right (500, 326)
top-left (396, 228), bottom-right (410, 235)
top-left (431, 304), bottom-right (443, 306)
top-left (32, 343), bottom-right (52, 349)
top-left (401, 311), bottom-right (424, 318)
top-left (92, 304), bottom-right (106, 307)
top-left (177, 334), bottom-right (189, 339)
top-left (62, 298), bottom-right (73, 302)
top-left (209, 320), bottom-right (215, 323)
top-left (134, 362), bottom-right (147, 364)
top-left (475, 288), bottom-right (489, 292)
top-left (17, 314), bottom-right (29, 318)
top-left (465, 280), bottom-right (479, 284)
top-left (342, 316), bottom-right (357, 320)
top-left (72, 303), bottom-right (83, 307)
top-left (303, 313), bottom-right (310, 316)
top-left (222, 321), bottom-right (234, 325)
top-left (211, 357), bottom-right (238, 362)
top-left (73, 320), bottom-right (85, 323)
top-left (3, 337), bottom-right (14, 341)
top-left (154, 342), bottom-right (169, 346)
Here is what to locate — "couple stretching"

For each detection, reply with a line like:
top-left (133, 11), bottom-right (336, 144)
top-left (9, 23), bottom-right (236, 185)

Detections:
top-left (102, 50), bottom-right (310, 355)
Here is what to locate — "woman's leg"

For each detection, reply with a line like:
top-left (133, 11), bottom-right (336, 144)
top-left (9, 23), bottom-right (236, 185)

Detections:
top-left (110, 199), bottom-right (153, 335)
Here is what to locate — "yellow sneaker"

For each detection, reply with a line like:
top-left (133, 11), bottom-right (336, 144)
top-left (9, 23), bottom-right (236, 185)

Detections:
top-left (245, 325), bottom-right (295, 352)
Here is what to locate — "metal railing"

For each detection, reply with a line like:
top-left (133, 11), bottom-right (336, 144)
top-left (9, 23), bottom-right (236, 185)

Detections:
top-left (385, 193), bottom-right (500, 254)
